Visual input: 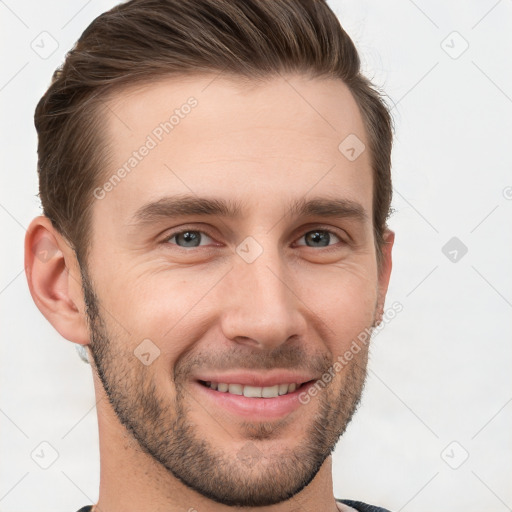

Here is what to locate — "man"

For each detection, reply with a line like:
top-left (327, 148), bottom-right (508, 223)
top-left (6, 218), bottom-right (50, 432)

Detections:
top-left (25, 0), bottom-right (395, 510)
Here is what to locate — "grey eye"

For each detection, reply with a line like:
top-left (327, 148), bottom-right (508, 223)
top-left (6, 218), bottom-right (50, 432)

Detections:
top-left (167, 230), bottom-right (213, 248)
top-left (298, 230), bottom-right (341, 248)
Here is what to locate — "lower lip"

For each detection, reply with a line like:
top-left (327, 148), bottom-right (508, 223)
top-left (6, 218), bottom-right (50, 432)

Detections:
top-left (192, 381), bottom-right (314, 420)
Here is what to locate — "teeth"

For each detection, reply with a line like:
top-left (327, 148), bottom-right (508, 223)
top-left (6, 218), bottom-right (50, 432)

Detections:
top-left (262, 385), bottom-right (279, 398)
top-left (206, 381), bottom-right (300, 397)
top-left (243, 385), bottom-right (262, 398)
top-left (278, 383), bottom-right (289, 395)
top-left (228, 383), bottom-right (243, 395)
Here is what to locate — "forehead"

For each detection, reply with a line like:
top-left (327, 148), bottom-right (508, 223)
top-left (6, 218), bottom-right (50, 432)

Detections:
top-left (94, 73), bottom-right (372, 227)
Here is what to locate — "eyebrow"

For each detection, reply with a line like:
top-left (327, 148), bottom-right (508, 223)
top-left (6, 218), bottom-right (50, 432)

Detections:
top-left (129, 194), bottom-right (368, 226)
top-left (287, 196), bottom-right (368, 223)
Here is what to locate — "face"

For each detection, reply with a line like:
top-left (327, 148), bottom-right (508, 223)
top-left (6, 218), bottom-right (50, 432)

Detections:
top-left (82, 73), bottom-right (391, 507)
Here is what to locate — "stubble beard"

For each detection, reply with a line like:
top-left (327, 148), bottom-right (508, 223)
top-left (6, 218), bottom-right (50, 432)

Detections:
top-left (81, 268), bottom-right (370, 507)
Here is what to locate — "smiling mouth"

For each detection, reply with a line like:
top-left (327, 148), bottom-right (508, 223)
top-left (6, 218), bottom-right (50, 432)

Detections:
top-left (198, 380), bottom-right (313, 398)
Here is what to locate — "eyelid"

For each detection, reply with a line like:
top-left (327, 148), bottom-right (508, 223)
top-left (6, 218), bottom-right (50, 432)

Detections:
top-left (161, 224), bottom-right (349, 248)
top-left (292, 220), bottom-right (349, 238)
top-left (161, 225), bottom-right (217, 246)
top-left (293, 225), bottom-right (348, 247)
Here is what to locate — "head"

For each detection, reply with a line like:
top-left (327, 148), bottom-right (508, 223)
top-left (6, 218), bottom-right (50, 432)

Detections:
top-left (26, 0), bottom-right (394, 507)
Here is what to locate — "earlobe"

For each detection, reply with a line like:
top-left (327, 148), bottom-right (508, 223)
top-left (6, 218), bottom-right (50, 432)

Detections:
top-left (24, 216), bottom-right (90, 346)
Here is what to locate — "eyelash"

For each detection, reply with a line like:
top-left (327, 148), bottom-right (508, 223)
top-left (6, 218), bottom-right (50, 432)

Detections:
top-left (161, 226), bottom-right (348, 251)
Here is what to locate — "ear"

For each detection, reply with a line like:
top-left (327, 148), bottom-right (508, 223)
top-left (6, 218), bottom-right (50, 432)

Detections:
top-left (24, 216), bottom-right (90, 345)
top-left (374, 228), bottom-right (394, 325)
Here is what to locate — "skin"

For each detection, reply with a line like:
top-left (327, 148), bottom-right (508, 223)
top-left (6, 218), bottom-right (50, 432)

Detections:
top-left (25, 73), bottom-right (394, 512)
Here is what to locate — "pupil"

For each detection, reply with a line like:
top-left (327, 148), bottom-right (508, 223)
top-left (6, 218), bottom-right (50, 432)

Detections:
top-left (178, 231), bottom-right (200, 247)
top-left (306, 231), bottom-right (329, 247)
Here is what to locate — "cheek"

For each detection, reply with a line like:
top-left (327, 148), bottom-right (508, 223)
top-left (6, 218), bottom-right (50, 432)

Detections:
top-left (92, 251), bottom-right (378, 364)
top-left (301, 263), bottom-right (378, 353)
top-left (103, 272), bottom-right (219, 360)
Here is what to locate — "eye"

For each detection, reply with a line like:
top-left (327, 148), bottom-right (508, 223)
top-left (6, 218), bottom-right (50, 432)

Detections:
top-left (164, 229), bottom-right (215, 248)
top-left (295, 229), bottom-right (343, 248)
top-left (161, 227), bottom-right (346, 251)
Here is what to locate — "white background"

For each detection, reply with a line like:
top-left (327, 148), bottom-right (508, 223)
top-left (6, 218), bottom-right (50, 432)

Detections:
top-left (1, 1), bottom-right (511, 511)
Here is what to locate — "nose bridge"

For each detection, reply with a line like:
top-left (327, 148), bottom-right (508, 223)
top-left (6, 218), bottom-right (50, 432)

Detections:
top-left (220, 239), bottom-right (304, 349)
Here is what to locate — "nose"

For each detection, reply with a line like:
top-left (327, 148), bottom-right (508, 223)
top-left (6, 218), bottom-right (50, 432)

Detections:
top-left (219, 245), bottom-right (307, 351)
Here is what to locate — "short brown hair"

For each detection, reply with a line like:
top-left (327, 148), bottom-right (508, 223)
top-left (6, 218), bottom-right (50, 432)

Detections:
top-left (35, 0), bottom-right (393, 268)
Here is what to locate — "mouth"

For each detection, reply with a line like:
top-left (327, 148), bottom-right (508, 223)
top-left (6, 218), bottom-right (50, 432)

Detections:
top-left (192, 375), bottom-right (317, 420)
top-left (198, 380), bottom-right (311, 398)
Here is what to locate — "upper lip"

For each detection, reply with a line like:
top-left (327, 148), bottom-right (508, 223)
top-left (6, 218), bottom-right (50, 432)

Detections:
top-left (194, 371), bottom-right (317, 388)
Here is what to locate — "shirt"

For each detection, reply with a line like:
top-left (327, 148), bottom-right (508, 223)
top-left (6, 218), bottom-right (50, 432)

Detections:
top-left (337, 500), bottom-right (392, 511)
top-left (76, 499), bottom-right (391, 511)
